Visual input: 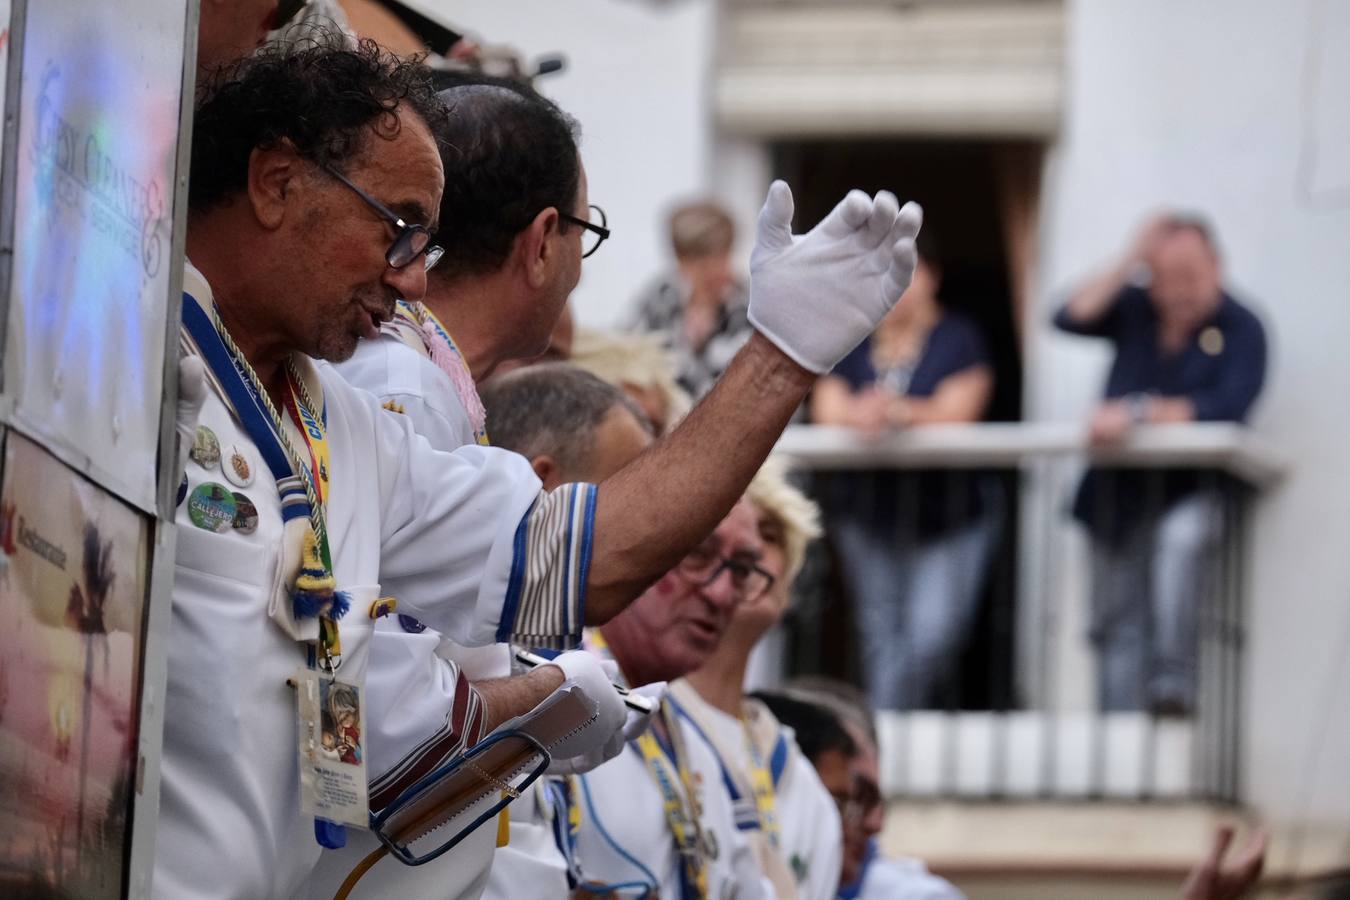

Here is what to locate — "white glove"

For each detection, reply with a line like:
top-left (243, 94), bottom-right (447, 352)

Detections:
top-left (175, 355), bottom-right (208, 481)
top-left (543, 650), bottom-right (628, 771)
top-left (747, 180), bottom-right (923, 374)
top-left (547, 679), bottom-right (667, 776)
top-left (619, 681), bottom-right (668, 742)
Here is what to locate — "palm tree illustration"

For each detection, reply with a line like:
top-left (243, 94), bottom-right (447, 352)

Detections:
top-left (65, 522), bottom-right (115, 878)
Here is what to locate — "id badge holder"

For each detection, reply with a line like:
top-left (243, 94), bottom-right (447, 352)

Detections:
top-left (295, 667), bottom-right (370, 828)
top-left (369, 728), bottom-right (550, 866)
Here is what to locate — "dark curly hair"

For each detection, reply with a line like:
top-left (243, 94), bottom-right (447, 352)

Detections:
top-left (427, 74), bottom-right (581, 281)
top-left (190, 28), bottom-right (447, 214)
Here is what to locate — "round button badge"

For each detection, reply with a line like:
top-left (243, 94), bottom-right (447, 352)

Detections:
top-left (189, 425), bottom-right (221, 470)
top-left (231, 492), bottom-right (259, 535)
top-left (1199, 326), bottom-right (1225, 356)
top-left (187, 482), bottom-right (237, 533)
top-left (223, 444), bottom-right (255, 488)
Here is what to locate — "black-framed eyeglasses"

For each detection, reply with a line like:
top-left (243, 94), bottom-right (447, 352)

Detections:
top-left (675, 540), bottom-right (775, 603)
top-left (853, 778), bottom-right (882, 817)
top-left (559, 204), bottom-right (610, 259)
top-left (323, 164), bottom-right (445, 271)
top-left (830, 790), bottom-right (866, 825)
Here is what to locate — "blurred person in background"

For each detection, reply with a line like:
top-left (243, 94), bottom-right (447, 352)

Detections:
top-left (751, 693), bottom-right (859, 833)
top-left (1056, 214), bottom-right (1267, 715)
top-left (775, 679), bottom-right (965, 900)
top-left (626, 200), bottom-right (752, 399)
top-left (570, 328), bottom-right (692, 435)
top-left (675, 460), bottom-right (841, 900)
top-left (810, 235), bottom-right (1001, 712)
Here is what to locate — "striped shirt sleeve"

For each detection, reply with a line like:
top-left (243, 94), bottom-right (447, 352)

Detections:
top-left (367, 656), bottom-right (488, 814)
top-left (495, 482), bottom-right (598, 649)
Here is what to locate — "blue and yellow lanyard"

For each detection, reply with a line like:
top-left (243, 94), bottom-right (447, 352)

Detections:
top-left (742, 722), bottom-right (781, 849)
top-left (634, 705), bottom-right (709, 900)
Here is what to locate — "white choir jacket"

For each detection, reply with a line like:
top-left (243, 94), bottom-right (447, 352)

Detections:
top-left (310, 323), bottom-right (512, 900)
top-left (849, 851), bottom-right (965, 900)
top-left (157, 267), bottom-right (589, 900)
top-left (669, 683), bottom-right (844, 900)
top-left (574, 706), bottom-right (772, 899)
top-left (479, 780), bottom-right (574, 900)
top-left (336, 324), bottom-right (619, 900)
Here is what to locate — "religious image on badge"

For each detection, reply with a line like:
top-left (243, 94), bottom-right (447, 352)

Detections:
top-left (296, 669), bottom-right (369, 826)
top-left (322, 681), bottom-right (362, 766)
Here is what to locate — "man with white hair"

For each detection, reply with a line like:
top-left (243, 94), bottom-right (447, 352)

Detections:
top-left (572, 499), bottom-right (776, 899)
top-left (674, 460), bottom-right (843, 899)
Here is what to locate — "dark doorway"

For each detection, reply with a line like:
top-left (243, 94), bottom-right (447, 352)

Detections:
top-left (775, 138), bottom-right (1040, 711)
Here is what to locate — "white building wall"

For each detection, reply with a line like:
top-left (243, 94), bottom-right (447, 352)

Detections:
top-left (1036, 0), bottom-right (1350, 824)
top-left (420, 0), bottom-right (720, 328)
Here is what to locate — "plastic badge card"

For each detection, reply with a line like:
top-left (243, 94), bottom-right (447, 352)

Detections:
top-left (296, 668), bottom-right (370, 827)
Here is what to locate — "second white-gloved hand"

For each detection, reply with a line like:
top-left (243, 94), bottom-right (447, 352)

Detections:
top-left (547, 678), bottom-right (668, 776)
top-left (620, 681), bottom-right (668, 741)
top-left (747, 180), bottom-right (923, 374)
top-left (543, 650), bottom-right (629, 772)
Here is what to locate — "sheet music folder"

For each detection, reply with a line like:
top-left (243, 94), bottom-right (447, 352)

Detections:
top-left (373, 682), bottom-right (598, 861)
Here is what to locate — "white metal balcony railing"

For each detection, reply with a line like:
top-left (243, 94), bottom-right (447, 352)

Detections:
top-left (770, 422), bottom-right (1285, 804)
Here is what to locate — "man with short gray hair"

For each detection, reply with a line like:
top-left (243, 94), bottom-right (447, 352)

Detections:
top-left (480, 363), bottom-right (654, 489)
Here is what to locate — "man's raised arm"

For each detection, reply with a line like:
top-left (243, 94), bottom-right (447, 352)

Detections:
top-left (584, 181), bottom-right (922, 622)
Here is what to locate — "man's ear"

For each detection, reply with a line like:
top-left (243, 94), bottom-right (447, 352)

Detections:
top-left (246, 141), bottom-right (306, 231)
top-left (530, 454), bottom-right (559, 490)
top-left (517, 207), bottom-right (561, 289)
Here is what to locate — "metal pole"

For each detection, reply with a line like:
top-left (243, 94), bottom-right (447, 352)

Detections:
top-left (125, 0), bottom-right (198, 895)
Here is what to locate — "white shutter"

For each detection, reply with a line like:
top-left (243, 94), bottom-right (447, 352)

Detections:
top-left (716, 0), bottom-right (1065, 138)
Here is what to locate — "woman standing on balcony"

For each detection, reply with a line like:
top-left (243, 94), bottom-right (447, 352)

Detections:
top-left (811, 237), bottom-right (1001, 712)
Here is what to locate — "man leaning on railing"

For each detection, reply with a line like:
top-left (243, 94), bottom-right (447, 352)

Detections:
top-left (1055, 213), bottom-right (1268, 716)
